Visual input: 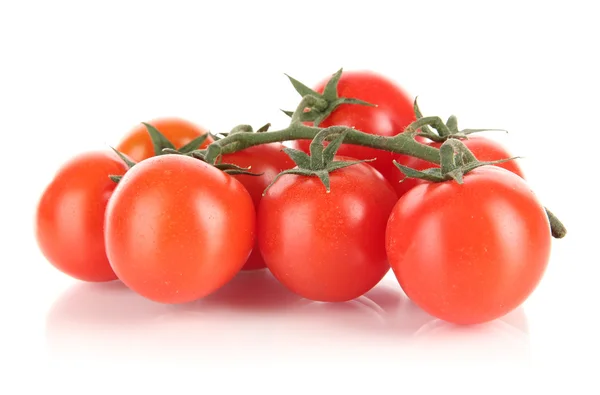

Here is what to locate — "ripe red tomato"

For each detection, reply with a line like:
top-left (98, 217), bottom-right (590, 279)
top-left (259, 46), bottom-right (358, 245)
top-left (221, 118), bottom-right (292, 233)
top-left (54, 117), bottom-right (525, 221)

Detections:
top-left (116, 117), bottom-right (212, 162)
top-left (36, 151), bottom-right (128, 282)
top-left (385, 166), bottom-right (551, 325)
top-left (392, 136), bottom-right (524, 197)
top-left (257, 158), bottom-right (398, 302)
top-left (104, 154), bottom-right (255, 304)
top-left (221, 143), bottom-right (295, 270)
top-left (288, 71), bottom-right (416, 195)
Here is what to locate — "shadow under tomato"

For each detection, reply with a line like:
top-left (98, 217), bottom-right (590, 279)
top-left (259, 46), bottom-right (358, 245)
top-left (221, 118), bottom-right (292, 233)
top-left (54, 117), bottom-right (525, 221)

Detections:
top-left (405, 307), bottom-right (531, 362)
top-left (45, 273), bottom-right (530, 363)
top-left (173, 269), bottom-right (303, 313)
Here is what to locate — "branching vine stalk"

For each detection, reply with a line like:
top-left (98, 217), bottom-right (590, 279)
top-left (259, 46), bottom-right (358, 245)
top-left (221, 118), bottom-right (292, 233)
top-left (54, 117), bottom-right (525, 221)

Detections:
top-left (160, 69), bottom-right (567, 239)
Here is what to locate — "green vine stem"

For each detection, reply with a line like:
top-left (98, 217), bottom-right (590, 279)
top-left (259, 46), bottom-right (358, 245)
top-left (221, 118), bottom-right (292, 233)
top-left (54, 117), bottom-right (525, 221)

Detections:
top-left (199, 121), bottom-right (565, 239)
top-left (188, 70), bottom-right (566, 239)
top-left (204, 122), bottom-right (439, 165)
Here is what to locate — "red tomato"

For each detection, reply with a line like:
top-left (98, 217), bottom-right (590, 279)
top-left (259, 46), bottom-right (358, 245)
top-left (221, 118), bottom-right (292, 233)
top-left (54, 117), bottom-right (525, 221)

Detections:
top-left (385, 166), bottom-right (551, 325)
top-left (104, 154), bottom-right (255, 304)
top-left (36, 151), bottom-right (128, 282)
top-left (257, 158), bottom-right (398, 302)
top-left (392, 136), bottom-right (524, 197)
top-left (289, 71), bottom-right (416, 194)
top-left (221, 143), bottom-right (295, 270)
top-left (116, 117), bottom-right (212, 162)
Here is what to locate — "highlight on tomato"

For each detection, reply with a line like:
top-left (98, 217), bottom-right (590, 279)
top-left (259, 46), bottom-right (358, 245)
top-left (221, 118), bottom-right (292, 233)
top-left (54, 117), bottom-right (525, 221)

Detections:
top-left (258, 128), bottom-right (398, 302)
top-left (104, 154), bottom-right (256, 304)
top-left (117, 117), bottom-right (212, 162)
top-left (385, 140), bottom-right (552, 325)
top-left (35, 151), bottom-right (128, 282)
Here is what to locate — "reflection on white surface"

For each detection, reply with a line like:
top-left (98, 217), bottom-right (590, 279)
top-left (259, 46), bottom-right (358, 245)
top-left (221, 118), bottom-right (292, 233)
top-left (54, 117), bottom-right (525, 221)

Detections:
top-left (46, 271), bottom-right (530, 364)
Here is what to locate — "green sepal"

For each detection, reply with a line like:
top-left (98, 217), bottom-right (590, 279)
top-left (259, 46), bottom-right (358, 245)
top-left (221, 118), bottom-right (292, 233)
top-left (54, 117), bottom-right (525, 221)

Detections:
top-left (285, 69), bottom-right (375, 127)
top-left (224, 169), bottom-right (265, 176)
top-left (394, 139), bottom-right (520, 185)
top-left (256, 123), bottom-right (271, 133)
top-left (446, 115), bottom-right (459, 133)
top-left (285, 73), bottom-right (320, 98)
top-left (412, 97), bottom-right (434, 136)
top-left (322, 68), bottom-right (343, 101)
top-left (161, 148), bottom-right (183, 155)
top-left (282, 147), bottom-right (311, 168)
top-left (204, 143), bottom-right (222, 165)
top-left (281, 109), bottom-right (294, 118)
top-left (409, 99), bottom-right (507, 142)
top-left (108, 146), bottom-right (136, 183)
top-left (178, 134), bottom-right (210, 153)
top-left (327, 158), bottom-right (374, 172)
top-left (142, 122), bottom-right (176, 156)
top-left (110, 147), bottom-right (136, 169)
top-left (209, 132), bottom-right (224, 141)
top-left (190, 150), bottom-right (207, 160)
top-left (315, 170), bottom-right (331, 192)
top-left (264, 127), bottom-right (366, 194)
top-left (214, 162), bottom-right (264, 177)
top-left (393, 161), bottom-right (445, 183)
top-left (322, 129), bottom-right (348, 164)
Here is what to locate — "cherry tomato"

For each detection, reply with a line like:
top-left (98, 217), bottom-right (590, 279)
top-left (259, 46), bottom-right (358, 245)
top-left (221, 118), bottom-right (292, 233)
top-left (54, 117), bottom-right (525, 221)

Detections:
top-left (258, 158), bottom-right (398, 302)
top-left (289, 71), bottom-right (416, 195)
top-left (385, 166), bottom-right (551, 325)
top-left (104, 155), bottom-right (255, 304)
top-left (392, 136), bottom-right (525, 197)
top-left (221, 143), bottom-right (295, 270)
top-left (36, 151), bottom-right (128, 282)
top-left (116, 117), bottom-right (212, 162)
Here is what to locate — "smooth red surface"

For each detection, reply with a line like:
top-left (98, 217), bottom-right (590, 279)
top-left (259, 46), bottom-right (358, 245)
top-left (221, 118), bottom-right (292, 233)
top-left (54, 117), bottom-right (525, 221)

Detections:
top-left (221, 143), bottom-right (295, 270)
top-left (104, 155), bottom-right (255, 304)
top-left (392, 136), bottom-right (525, 197)
top-left (385, 166), bottom-right (551, 325)
top-left (117, 117), bottom-right (213, 162)
top-left (36, 151), bottom-right (128, 282)
top-left (258, 158), bottom-right (398, 302)
top-left (288, 71), bottom-right (416, 196)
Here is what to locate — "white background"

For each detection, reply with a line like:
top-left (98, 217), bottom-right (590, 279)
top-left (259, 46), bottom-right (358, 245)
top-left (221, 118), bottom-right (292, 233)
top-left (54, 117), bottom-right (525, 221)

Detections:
top-left (1, 0), bottom-right (599, 393)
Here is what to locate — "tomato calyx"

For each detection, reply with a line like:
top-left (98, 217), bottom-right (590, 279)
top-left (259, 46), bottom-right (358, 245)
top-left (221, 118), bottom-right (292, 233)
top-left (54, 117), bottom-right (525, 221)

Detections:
top-left (108, 147), bottom-right (136, 182)
top-left (140, 122), bottom-right (211, 156)
top-left (393, 139), bottom-right (518, 184)
top-left (282, 68), bottom-right (376, 127)
top-left (405, 98), bottom-right (507, 143)
top-left (110, 123), bottom-right (261, 179)
top-left (145, 122), bottom-right (264, 176)
top-left (263, 127), bottom-right (373, 195)
top-left (392, 139), bottom-right (567, 239)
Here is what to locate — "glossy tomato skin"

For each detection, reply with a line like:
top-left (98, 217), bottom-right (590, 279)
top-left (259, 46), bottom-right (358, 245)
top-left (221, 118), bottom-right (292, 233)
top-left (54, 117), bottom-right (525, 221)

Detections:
top-left (104, 155), bottom-right (255, 304)
top-left (289, 71), bottom-right (416, 194)
top-left (258, 157), bottom-right (398, 302)
top-left (385, 166), bottom-right (551, 325)
top-left (36, 151), bottom-right (128, 282)
top-left (221, 143), bottom-right (295, 270)
top-left (116, 117), bottom-right (213, 162)
top-left (393, 136), bottom-right (524, 197)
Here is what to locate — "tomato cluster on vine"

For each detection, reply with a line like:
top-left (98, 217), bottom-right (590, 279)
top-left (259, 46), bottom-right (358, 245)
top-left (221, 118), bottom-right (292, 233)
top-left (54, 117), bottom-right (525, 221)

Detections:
top-left (35, 69), bottom-right (564, 326)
